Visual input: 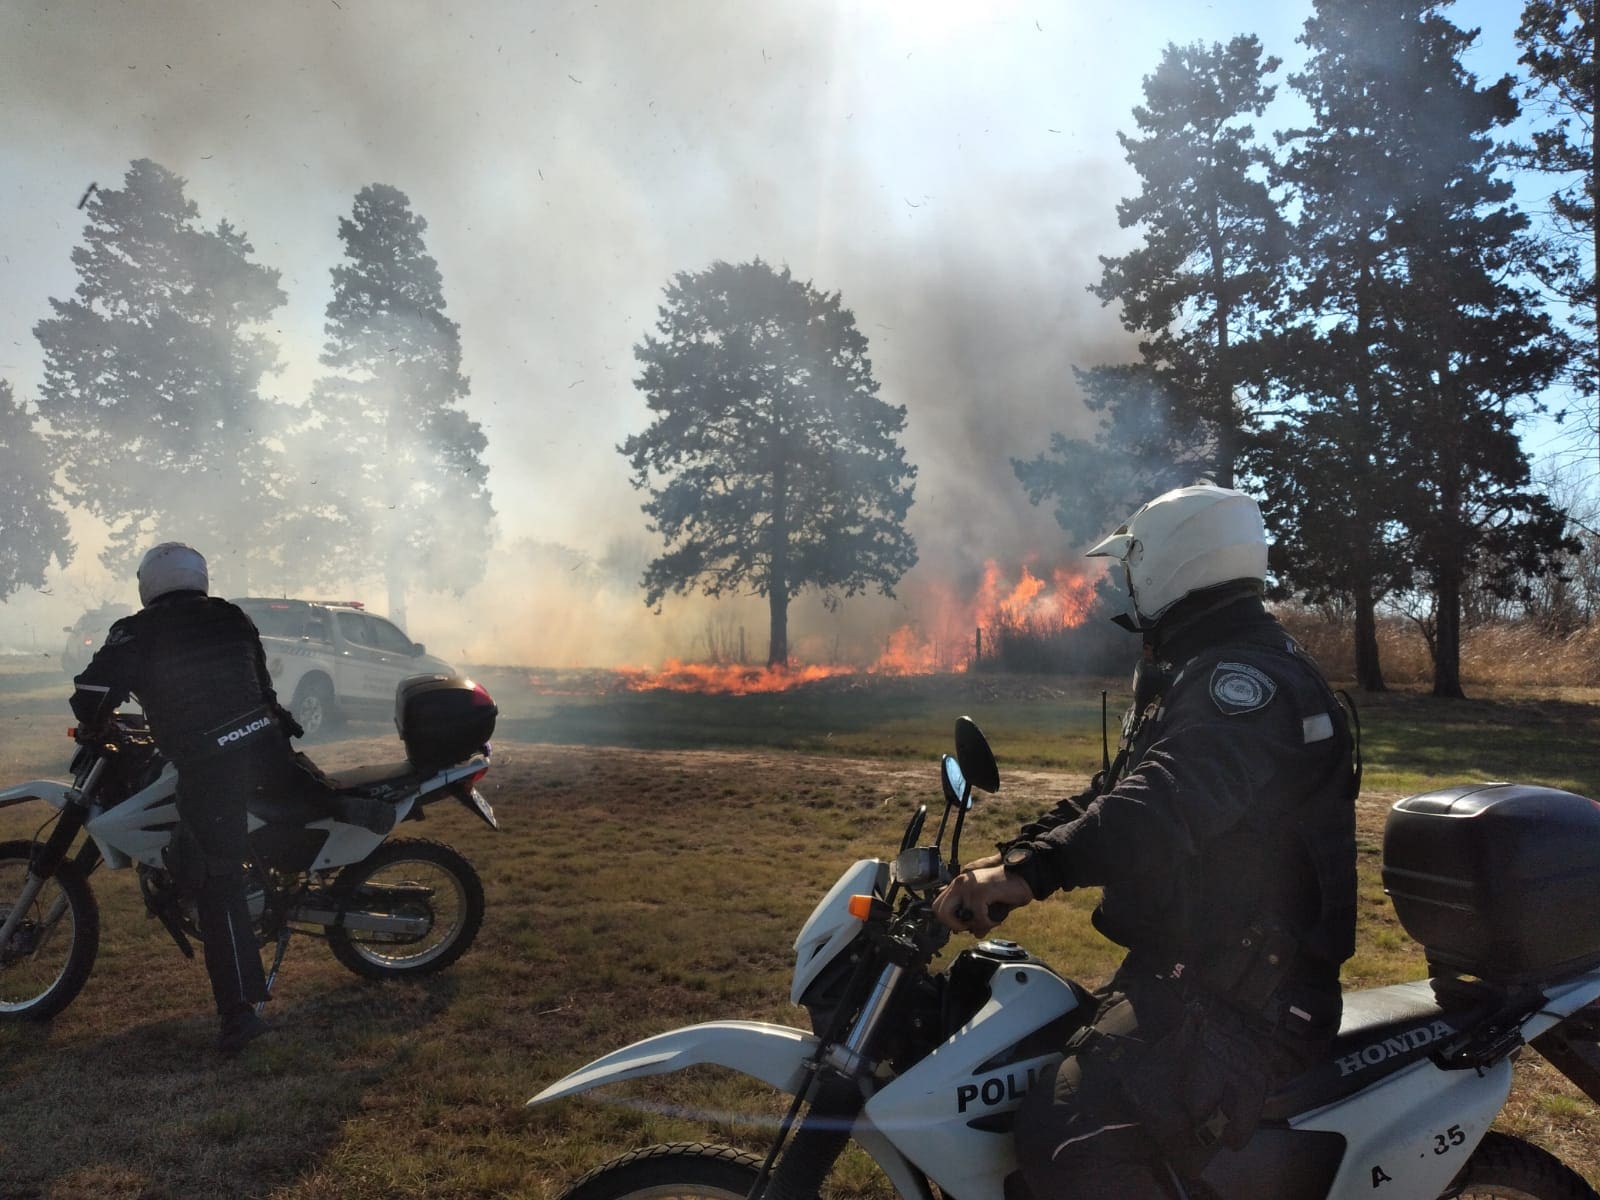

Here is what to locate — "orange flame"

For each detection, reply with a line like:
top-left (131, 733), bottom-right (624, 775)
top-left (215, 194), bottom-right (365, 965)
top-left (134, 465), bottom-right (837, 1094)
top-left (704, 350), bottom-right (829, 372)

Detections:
top-left (615, 658), bottom-right (854, 695)
top-left (580, 560), bottom-right (1102, 694)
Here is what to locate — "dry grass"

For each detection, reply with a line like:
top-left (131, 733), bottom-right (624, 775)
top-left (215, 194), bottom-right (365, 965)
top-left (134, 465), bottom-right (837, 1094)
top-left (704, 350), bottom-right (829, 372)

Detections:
top-left (1277, 609), bottom-right (1600, 692)
top-left (0, 662), bottom-right (1598, 1196)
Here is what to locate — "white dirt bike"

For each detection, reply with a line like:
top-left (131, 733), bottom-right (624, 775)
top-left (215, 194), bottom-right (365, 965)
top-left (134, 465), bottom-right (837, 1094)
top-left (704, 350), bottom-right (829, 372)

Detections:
top-left (0, 675), bottom-right (500, 1021)
top-left (530, 717), bottom-right (1600, 1199)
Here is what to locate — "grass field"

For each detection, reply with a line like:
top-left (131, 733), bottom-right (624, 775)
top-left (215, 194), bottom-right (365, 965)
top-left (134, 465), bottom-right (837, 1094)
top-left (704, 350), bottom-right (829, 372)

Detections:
top-left (2, 660), bottom-right (1599, 1197)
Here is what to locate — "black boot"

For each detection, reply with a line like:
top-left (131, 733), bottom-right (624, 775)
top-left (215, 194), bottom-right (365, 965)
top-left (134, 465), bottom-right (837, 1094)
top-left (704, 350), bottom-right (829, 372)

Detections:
top-left (219, 1005), bottom-right (271, 1053)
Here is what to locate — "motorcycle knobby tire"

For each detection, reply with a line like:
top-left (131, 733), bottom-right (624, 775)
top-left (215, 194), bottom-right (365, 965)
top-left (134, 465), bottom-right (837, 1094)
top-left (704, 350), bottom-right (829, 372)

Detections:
top-left (325, 838), bottom-right (484, 981)
top-left (0, 839), bottom-right (100, 1021)
top-left (559, 1143), bottom-right (764, 1200)
top-left (1448, 1131), bottom-right (1599, 1199)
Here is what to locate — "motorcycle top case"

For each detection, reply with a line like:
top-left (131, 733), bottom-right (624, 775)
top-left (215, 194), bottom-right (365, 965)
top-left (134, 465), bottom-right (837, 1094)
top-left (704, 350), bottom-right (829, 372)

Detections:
top-left (1383, 783), bottom-right (1600, 982)
top-left (395, 674), bottom-right (497, 771)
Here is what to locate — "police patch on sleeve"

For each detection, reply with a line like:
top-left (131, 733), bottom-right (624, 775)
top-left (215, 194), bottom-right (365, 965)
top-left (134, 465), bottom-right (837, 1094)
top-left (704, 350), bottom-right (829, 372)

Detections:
top-left (1209, 661), bottom-right (1277, 715)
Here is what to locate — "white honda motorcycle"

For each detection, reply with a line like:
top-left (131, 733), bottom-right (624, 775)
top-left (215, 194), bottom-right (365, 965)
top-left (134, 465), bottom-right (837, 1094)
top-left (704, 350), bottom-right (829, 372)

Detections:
top-left (531, 717), bottom-right (1600, 1199)
top-left (0, 677), bottom-right (499, 1022)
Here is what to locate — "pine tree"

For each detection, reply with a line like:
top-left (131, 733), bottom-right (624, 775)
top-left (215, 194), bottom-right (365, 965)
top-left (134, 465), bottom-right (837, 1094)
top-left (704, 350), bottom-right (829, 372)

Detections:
top-left (1275, 0), bottom-right (1570, 697)
top-left (306, 185), bottom-right (494, 627)
top-left (1016, 37), bottom-right (1286, 540)
top-left (0, 381), bottom-right (73, 601)
top-left (1094, 36), bottom-right (1288, 487)
top-left (623, 259), bottom-right (917, 666)
top-left (33, 159), bottom-right (286, 591)
top-left (1515, 0), bottom-right (1597, 450)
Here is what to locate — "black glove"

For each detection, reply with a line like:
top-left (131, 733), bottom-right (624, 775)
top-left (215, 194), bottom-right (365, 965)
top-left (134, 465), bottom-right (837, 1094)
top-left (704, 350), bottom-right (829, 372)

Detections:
top-left (274, 704), bottom-right (305, 740)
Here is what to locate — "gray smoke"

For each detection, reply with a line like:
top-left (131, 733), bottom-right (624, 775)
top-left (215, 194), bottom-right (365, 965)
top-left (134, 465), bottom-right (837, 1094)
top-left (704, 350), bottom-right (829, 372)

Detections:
top-left (5, 0), bottom-right (1512, 665)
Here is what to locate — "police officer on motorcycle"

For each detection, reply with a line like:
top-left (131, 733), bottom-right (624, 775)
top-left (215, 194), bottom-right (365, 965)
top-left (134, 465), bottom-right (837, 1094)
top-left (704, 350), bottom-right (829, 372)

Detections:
top-left (934, 483), bottom-right (1358, 1198)
top-left (69, 543), bottom-right (305, 1052)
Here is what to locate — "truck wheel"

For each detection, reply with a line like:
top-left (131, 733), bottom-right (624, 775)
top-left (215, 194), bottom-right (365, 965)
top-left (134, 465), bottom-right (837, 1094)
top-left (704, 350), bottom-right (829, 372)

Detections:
top-left (291, 676), bottom-right (338, 739)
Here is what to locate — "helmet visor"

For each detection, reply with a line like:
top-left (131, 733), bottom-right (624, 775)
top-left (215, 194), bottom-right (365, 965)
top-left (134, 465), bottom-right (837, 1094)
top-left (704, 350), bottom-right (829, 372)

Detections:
top-left (1086, 528), bottom-right (1134, 559)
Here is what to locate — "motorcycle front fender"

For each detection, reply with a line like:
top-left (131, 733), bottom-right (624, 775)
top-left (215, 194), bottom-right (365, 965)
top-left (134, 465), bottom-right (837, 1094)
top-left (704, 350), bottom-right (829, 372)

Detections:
top-left (528, 1020), bottom-right (936, 1200)
top-left (528, 1020), bottom-right (819, 1106)
top-left (0, 780), bottom-right (74, 812)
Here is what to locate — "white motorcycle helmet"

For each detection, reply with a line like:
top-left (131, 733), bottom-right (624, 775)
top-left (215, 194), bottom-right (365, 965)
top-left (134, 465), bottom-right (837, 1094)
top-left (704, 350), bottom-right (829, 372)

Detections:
top-left (1087, 483), bottom-right (1268, 627)
top-left (137, 542), bottom-right (210, 606)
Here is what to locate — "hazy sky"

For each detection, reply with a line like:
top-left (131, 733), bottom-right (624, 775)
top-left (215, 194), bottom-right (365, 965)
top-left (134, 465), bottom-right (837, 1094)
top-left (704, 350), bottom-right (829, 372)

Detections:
top-left (0, 0), bottom-right (1538, 662)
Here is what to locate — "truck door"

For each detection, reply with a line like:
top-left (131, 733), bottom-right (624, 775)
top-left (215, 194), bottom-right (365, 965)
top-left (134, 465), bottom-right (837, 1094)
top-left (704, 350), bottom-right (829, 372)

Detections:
top-left (367, 616), bottom-right (426, 703)
top-left (332, 611), bottom-right (389, 707)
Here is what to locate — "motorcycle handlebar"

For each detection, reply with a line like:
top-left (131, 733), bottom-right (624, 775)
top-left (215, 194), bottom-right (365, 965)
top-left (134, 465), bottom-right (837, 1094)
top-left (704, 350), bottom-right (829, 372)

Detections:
top-left (952, 901), bottom-right (1014, 927)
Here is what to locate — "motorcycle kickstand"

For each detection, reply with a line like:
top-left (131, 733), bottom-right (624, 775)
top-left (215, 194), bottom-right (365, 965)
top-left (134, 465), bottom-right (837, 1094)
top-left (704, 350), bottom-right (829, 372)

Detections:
top-left (257, 927), bottom-right (293, 1015)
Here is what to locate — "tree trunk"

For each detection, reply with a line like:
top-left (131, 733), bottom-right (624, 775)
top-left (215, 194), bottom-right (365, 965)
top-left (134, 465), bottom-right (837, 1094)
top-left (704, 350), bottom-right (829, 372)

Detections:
top-left (1207, 188), bottom-right (1236, 489)
top-left (1432, 571), bottom-right (1465, 699)
top-left (388, 573), bottom-right (408, 632)
top-left (768, 454), bottom-right (789, 668)
top-left (1353, 585), bottom-right (1386, 693)
top-left (767, 589), bottom-right (789, 668)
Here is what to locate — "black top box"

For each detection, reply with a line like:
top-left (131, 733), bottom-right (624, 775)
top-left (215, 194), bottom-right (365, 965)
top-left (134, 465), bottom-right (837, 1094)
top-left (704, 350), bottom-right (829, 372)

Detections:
top-left (1383, 783), bottom-right (1600, 983)
top-left (395, 674), bottom-right (497, 772)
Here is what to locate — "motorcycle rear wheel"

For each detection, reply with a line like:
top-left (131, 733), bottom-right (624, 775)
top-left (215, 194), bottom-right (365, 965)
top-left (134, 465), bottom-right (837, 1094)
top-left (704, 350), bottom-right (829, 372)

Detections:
top-left (559, 1144), bottom-right (763, 1200)
top-left (1447, 1131), bottom-right (1597, 1199)
top-left (0, 840), bottom-right (100, 1021)
top-left (326, 838), bottom-right (484, 979)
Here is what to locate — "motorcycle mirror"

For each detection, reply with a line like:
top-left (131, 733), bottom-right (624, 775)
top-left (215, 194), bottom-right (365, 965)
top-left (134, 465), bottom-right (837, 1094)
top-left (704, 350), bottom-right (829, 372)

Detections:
top-left (900, 804), bottom-right (927, 852)
top-left (954, 716), bottom-right (1000, 795)
top-left (941, 755), bottom-right (966, 809)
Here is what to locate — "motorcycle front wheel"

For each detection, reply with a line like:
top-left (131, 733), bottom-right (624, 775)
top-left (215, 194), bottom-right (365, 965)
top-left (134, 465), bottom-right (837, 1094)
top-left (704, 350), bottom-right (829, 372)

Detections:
top-left (325, 838), bottom-right (484, 980)
top-left (1448, 1131), bottom-right (1598, 1199)
top-left (559, 1144), bottom-right (763, 1200)
top-left (0, 840), bottom-right (100, 1021)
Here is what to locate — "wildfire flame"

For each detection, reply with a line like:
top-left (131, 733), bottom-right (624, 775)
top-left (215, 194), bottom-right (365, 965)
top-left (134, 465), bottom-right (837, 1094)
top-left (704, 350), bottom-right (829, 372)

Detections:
top-left (580, 560), bottom-right (1103, 695)
top-left (614, 659), bottom-right (854, 695)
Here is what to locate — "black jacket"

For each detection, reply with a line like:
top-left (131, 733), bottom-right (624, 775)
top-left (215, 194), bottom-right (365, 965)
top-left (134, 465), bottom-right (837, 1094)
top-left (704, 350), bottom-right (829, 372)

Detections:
top-left (70, 592), bottom-right (293, 766)
top-left (1005, 592), bottom-right (1357, 1004)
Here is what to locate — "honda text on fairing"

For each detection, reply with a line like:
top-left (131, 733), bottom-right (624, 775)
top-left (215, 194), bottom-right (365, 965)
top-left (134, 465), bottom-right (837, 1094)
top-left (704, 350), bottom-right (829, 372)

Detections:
top-left (530, 717), bottom-right (1600, 1200)
top-left (0, 673), bottom-right (500, 1021)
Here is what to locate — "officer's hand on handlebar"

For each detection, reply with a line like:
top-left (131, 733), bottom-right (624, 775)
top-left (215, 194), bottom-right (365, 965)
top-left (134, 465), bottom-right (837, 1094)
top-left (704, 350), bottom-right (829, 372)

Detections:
top-left (933, 865), bottom-right (1033, 937)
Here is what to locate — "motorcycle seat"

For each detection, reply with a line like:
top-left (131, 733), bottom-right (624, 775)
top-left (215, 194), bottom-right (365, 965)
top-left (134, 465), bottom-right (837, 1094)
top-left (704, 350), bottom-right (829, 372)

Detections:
top-left (247, 757), bottom-right (416, 834)
top-left (320, 761), bottom-right (425, 797)
top-left (1261, 978), bottom-right (1502, 1120)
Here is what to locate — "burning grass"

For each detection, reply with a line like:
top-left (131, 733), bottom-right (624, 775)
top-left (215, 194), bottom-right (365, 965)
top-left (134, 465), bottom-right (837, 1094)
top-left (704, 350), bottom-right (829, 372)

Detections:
top-left (598, 560), bottom-right (1111, 694)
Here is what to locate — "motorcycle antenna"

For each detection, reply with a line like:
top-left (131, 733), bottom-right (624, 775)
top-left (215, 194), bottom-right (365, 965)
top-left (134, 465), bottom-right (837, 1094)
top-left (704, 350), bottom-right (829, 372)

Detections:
top-left (1101, 690), bottom-right (1110, 777)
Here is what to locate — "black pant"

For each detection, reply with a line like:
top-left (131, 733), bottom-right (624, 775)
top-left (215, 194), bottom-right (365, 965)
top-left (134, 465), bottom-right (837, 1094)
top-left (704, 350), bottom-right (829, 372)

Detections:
top-left (173, 749), bottom-right (283, 1015)
top-left (1012, 972), bottom-right (1325, 1200)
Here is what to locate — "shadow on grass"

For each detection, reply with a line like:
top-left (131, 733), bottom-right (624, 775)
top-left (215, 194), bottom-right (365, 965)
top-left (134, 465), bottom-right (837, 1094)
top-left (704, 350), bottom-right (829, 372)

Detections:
top-left (1353, 689), bottom-right (1600, 796)
top-left (0, 975), bottom-right (459, 1199)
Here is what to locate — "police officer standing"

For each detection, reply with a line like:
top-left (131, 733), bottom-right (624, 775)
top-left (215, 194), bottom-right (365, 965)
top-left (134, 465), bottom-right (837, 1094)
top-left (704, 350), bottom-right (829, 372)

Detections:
top-left (70, 543), bottom-right (304, 1052)
top-left (934, 484), bottom-right (1358, 1197)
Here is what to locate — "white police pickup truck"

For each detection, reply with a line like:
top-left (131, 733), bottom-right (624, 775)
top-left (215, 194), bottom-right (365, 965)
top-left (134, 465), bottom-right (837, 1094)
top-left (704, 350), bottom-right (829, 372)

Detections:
top-left (233, 598), bottom-right (456, 738)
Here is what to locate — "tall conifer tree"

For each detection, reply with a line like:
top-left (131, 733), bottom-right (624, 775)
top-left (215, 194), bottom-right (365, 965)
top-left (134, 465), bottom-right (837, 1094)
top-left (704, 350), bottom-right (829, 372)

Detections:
top-left (1015, 38), bottom-right (1286, 539)
top-left (0, 381), bottom-right (73, 601)
top-left (1274, 0), bottom-right (1569, 697)
top-left (303, 185), bottom-right (494, 626)
top-left (34, 160), bottom-right (286, 591)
